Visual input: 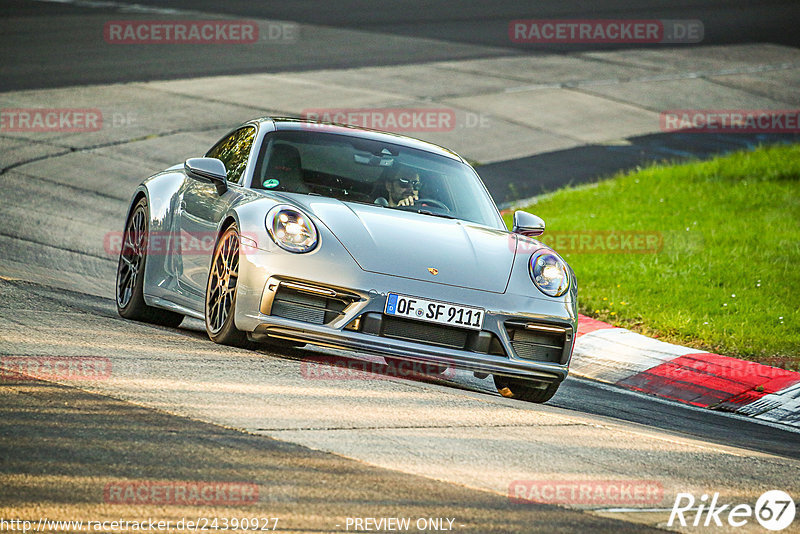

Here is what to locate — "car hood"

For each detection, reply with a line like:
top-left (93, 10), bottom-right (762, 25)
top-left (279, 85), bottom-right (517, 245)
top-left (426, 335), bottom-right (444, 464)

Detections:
top-left (285, 195), bottom-right (515, 293)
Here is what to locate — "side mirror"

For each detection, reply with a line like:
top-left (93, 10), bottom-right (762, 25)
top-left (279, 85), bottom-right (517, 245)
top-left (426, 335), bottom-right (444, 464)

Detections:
top-left (512, 210), bottom-right (545, 237)
top-left (184, 158), bottom-right (228, 195)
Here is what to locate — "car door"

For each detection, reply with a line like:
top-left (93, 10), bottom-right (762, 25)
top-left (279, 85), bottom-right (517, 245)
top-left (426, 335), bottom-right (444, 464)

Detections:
top-left (174, 126), bottom-right (256, 305)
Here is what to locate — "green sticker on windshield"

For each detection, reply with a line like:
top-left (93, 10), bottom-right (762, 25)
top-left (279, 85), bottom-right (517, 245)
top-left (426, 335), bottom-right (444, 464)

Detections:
top-left (263, 179), bottom-right (279, 189)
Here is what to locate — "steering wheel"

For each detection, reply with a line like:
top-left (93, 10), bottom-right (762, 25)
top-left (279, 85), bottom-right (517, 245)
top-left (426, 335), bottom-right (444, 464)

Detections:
top-left (415, 198), bottom-right (450, 212)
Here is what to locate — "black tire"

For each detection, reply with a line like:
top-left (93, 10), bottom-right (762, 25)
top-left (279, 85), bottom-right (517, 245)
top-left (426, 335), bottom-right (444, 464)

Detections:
top-left (116, 198), bottom-right (184, 327)
top-left (493, 375), bottom-right (560, 403)
top-left (205, 225), bottom-right (252, 348)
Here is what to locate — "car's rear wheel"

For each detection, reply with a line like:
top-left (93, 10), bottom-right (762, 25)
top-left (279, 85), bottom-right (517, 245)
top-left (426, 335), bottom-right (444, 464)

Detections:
top-left (205, 225), bottom-right (252, 348)
top-left (493, 375), bottom-right (560, 403)
top-left (116, 197), bottom-right (184, 327)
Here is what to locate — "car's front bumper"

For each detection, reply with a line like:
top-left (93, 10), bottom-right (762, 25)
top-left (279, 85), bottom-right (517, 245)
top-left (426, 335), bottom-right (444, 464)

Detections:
top-left (237, 272), bottom-right (576, 384)
top-left (251, 319), bottom-right (570, 383)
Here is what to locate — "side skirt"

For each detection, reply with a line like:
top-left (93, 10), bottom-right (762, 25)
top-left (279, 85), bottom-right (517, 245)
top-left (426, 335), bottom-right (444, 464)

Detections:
top-left (145, 295), bottom-right (204, 320)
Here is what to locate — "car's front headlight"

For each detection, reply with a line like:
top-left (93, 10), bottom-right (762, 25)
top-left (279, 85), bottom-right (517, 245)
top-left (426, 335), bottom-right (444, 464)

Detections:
top-left (529, 251), bottom-right (570, 297)
top-left (266, 205), bottom-right (318, 253)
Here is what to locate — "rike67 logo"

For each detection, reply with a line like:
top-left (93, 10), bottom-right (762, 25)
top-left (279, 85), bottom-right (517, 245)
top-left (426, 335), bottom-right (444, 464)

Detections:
top-left (669, 490), bottom-right (795, 531)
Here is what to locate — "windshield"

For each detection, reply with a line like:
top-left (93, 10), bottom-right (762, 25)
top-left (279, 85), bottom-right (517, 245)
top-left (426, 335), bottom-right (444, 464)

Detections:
top-left (251, 130), bottom-right (503, 228)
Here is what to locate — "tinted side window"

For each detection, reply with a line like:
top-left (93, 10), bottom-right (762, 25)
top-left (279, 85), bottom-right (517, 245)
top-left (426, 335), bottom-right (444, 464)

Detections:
top-left (206, 126), bottom-right (256, 183)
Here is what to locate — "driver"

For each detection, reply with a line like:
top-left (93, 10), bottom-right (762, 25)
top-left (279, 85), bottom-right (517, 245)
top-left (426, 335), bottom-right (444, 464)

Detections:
top-left (374, 164), bottom-right (420, 207)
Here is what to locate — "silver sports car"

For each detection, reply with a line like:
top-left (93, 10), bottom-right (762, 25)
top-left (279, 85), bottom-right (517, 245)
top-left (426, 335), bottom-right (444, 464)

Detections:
top-left (116, 118), bottom-right (577, 403)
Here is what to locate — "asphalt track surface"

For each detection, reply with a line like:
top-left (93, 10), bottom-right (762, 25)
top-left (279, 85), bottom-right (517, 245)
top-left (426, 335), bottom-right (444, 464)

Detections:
top-left (2, 1), bottom-right (800, 532)
top-left (3, 0), bottom-right (799, 203)
top-left (2, 277), bottom-right (800, 532)
top-left (3, 0), bottom-right (800, 90)
top-left (1, 377), bottom-right (655, 534)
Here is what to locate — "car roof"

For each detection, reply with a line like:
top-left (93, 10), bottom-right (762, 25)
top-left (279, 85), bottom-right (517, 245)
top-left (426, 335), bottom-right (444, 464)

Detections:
top-left (252, 117), bottom-right (465, 163)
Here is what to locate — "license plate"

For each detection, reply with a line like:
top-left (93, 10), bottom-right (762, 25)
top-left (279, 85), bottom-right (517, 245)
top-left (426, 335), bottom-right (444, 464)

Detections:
top-left (384, 293), bottom-right (484, 330)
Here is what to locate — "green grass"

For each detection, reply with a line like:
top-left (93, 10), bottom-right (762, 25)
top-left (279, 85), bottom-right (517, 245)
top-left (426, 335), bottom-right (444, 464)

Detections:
top-left (504, 144), bottom-right (800, 366)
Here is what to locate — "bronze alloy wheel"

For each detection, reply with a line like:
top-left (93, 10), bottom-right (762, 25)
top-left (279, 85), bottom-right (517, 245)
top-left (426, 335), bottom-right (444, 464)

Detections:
top-left (205, 225), bottom-right (250, 347)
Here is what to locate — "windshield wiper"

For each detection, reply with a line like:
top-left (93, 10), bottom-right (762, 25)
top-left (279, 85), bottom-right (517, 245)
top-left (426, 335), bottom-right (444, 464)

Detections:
top-left (344, 199), bottom-right (378, 206)
top-left (416, 209), bottom-right (456, 219)
top-left (347, 201), bottom-right (457, 219)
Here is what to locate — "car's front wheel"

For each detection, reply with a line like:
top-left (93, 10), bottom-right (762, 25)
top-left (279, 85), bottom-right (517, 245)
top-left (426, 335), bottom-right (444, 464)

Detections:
top-left (493, 375), bottom-right (560, 403)
top-left (205, 225), bottom-right (252, 348)
top-left (116, 197), bottom-right (184, 327)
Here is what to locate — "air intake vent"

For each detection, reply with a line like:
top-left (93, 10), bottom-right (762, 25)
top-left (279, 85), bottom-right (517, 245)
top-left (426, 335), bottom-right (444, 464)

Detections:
top-left (270, 285), bottom-right (350, 325)
top-left (507, 323), bottom-right (568, 364)
top-left (382, 317), bottom-right (469, 349)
